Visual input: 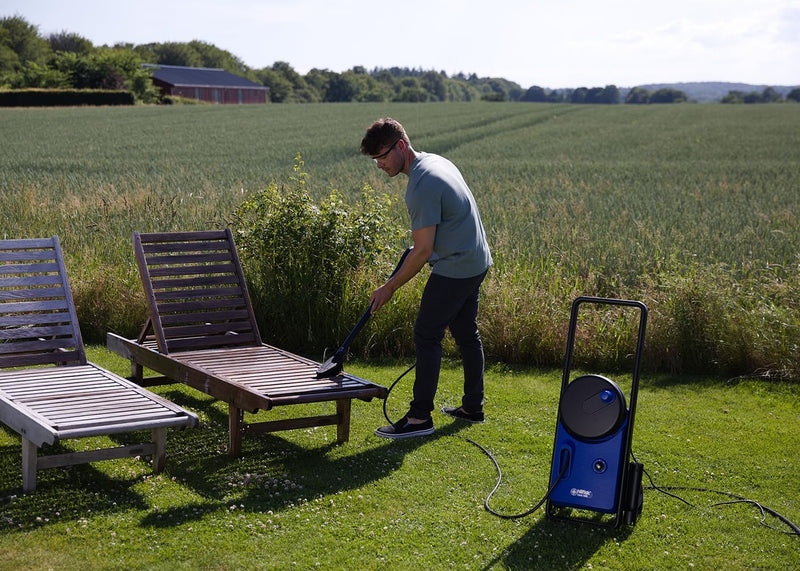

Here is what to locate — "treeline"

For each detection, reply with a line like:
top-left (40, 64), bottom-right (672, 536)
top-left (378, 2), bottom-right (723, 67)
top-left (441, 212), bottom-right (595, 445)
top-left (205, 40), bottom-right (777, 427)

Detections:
top-left (721, 86), bottom-right (800, 104)
top-left (520, 85), bottom-right (690, 104)
top-left (0, 15), bottom-right (522, 103)
top-left (3, 15), bottom-right (798, 105)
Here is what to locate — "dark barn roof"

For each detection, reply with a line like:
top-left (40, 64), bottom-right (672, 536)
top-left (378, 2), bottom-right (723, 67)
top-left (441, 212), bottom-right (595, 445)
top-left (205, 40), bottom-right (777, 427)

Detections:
top-left (145, 64), bottom-right (267, 90)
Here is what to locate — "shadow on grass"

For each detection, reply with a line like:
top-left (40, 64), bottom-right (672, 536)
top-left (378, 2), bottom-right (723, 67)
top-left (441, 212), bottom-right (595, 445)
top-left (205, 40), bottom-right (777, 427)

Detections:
top-left (138, 413), bottom-right (468, 528)
top-left (482, 515), bottom-right (633, 570)
top-left (0, 440), bottom-right (152, 533)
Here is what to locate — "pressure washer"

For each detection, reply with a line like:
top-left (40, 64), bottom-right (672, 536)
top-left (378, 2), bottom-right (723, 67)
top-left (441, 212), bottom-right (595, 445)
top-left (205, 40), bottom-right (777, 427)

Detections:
top-left (545, 296), bottom-right (648, 528)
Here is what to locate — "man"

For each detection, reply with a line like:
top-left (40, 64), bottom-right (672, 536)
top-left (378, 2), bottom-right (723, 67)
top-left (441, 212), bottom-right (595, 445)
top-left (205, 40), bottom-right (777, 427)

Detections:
top-left (360, 117), bottom-right (492, 439)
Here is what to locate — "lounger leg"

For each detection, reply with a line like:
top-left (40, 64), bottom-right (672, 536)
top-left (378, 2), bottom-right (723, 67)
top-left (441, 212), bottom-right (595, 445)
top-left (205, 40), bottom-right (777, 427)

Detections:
top-left (336, 399), bottom-right (351, 443)
top-left (131, 361), bottom-right (144, 383)
top-left (21, 438), bottom-right (38, 493)
top-left (229, 403), bottom-right (243, 458)
top-left (151, 428), bottom-right (167, 473)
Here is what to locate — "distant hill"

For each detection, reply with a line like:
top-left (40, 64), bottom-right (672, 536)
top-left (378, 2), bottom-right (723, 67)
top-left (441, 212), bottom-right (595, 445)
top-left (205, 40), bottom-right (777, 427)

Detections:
top-left (628, 82), bottom-right (798, 103)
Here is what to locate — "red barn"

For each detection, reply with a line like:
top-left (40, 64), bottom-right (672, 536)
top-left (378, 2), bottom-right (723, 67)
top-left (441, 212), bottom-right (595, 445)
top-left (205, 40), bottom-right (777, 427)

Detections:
top-left (148, 64), bottom-right (269, 104)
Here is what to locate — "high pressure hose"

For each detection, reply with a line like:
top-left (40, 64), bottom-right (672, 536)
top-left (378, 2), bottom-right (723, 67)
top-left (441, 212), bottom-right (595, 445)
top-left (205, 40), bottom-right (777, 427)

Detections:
top-left (381, 362), bottom-right (566, 519)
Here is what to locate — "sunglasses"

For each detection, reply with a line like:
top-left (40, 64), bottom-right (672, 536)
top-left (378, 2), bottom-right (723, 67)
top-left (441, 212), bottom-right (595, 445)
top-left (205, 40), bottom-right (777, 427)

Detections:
top-left (371, 138), bottom-right (401, 163)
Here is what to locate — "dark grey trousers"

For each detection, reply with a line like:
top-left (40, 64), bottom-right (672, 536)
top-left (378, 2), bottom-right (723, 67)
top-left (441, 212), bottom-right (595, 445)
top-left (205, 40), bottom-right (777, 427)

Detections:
top-left (408, 270), bottom-right (487, 420)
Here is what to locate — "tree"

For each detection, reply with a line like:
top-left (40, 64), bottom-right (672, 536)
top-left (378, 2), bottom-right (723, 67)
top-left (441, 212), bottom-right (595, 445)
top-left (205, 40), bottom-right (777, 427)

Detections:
top-left (48, 48), bottom-right (158, 101)
top-left (421, 70), bottom-right (446, 101)
top-left (48, 31), bottom-right (93, 55)
top-left (601, 84), bottom-right (620, 104)
top-left (625, 87), bottom-right (651, 104)
top-left (0, 15), bottom-right (51, 72)
top-left (787, 88), bottom-right (800, 103)
top-left (396, 86), bottom-right (429, 102)
top-left (650, 88), bottom-right (688, 103)
top-left (521, 85), bottom-right (547, 102)
top-left (721, 90), bottom-right (745, 103)
top-left (255, 68), bottom-right (293, 102)
top-left (138, 42), bottom-right (203, 67)
top-left (188, 40), bottom-right (248, 74)
top-left (325, 72), bottom-right (359, 102)
top-left (760, 87), bottom-right (781, 103)
top-left (570, 87), bottom-right (588, 103)
top-left (0, 30), bottom-right (19, 73)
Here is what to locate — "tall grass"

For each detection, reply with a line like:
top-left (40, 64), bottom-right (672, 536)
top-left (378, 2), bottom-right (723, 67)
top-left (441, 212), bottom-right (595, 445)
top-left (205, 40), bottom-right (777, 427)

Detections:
top-left (0, 103), bottom-right (798, 377)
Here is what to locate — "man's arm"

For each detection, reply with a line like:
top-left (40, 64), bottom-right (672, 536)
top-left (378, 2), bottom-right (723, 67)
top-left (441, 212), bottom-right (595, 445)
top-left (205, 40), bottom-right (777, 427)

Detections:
top-left (369, 225), bottom-right (435, 313)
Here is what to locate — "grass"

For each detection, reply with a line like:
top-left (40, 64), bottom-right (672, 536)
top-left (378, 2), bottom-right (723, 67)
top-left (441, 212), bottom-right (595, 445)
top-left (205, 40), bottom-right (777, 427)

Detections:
top-left (0, 347), bottom-right (797, 569)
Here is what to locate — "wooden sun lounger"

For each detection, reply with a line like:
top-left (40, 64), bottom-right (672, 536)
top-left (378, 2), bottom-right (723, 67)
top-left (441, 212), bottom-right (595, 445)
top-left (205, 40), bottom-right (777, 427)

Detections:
top-left (0, 237), bottom-right (198, 492)
top-left (106, 229), bottom-right (387, 457)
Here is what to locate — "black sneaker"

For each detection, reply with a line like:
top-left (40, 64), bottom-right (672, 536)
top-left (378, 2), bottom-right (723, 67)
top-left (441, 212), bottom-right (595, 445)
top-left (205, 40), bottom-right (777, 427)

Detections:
top-left (441, 406), bottom-right (484, 423)
top-left (375, 416), bottom-right (434, 439)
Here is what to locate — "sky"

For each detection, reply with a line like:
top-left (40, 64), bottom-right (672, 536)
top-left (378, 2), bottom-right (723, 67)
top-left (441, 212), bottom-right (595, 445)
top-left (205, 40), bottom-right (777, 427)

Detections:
top-left (4, 0), bottom-right (799, 88)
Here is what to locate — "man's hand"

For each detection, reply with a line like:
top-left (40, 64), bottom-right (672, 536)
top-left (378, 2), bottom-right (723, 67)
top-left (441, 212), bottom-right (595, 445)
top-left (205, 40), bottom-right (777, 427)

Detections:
top-left (368, 225), bottom-right (435, 314)
top-left (369, 282), bottom-right (396, 313)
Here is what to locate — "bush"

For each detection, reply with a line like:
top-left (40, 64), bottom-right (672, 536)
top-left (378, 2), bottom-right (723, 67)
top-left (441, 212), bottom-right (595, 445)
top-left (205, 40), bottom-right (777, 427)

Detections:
top-left (231, 155), bottom-right (405, 354)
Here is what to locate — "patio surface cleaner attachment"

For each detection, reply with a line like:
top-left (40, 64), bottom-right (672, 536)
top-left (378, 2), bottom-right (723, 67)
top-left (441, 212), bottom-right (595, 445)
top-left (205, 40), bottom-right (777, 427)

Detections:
top-left (316, 247), bottom-right (413, 379)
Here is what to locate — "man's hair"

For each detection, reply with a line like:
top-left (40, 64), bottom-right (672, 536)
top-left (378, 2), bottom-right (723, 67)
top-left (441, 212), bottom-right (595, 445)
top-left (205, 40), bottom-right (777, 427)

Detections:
top-left (360, 117), bottom-right (409, 155)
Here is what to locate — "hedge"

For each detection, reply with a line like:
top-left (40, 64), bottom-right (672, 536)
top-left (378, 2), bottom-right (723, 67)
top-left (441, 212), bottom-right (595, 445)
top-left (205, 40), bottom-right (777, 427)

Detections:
top-left (0, 89), bottom-right (135, 107)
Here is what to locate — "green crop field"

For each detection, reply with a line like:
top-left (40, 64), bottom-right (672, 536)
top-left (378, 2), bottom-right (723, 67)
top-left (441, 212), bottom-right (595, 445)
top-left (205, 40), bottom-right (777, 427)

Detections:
top-left (1, 102), bottom-right (799, 377)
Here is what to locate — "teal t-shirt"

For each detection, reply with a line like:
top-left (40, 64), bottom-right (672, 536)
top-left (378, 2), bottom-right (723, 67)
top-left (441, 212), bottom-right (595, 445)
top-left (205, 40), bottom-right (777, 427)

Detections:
top-left (405, 152), bottom-right (492, 278)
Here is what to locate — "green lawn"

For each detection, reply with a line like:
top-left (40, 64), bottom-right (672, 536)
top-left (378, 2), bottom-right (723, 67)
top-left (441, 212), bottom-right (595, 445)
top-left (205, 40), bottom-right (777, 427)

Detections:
top-left (1, 348), bottom-right (797, 569)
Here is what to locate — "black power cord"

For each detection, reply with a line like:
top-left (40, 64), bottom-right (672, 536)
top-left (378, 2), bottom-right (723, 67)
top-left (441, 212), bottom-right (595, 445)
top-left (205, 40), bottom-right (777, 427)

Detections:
top-left (633, 453), bottom-right (800, 536)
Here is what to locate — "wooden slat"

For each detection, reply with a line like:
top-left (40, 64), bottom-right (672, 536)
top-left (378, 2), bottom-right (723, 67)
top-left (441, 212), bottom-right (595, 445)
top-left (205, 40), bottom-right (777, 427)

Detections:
top-left (0, 262), bottom-right (59, 275)
top-left (156, 298), bottom-right (246, 314)
top-left (0, 275), bottom-right (63, 288)
top-left (152, 285), bottom-right (245, 301)
top-left (146, 262), bottom-right (237, 278)
top-left (0, 237), bottom-right (57, 250)
top-left (0, 286), bottom-right (66, 300)
top-left (0, 336), bottom-right (77, 354)
top-left (0, 324), bottom-right (75, 340)
top-left (0, 351), bottom-right (83, 369)
top-left (138, 230), bottom-right (229, 244)
top-left (144, 252), bottom-right (233, 266)
top-left (0, 299), bottom-right (70, 314)
top-left (166, 332), bottom-right (257, 351)
top-left (144, 274), bottom-right (239, 290)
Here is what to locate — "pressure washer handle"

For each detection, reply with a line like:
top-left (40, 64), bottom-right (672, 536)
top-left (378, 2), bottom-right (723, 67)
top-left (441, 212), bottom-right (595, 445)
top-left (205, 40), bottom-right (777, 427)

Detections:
top-left (335, 247), bottom-right (414, 354)
top-left (337, 304), bottom-right (373, 354)
top-left (389, 247), bottom-right (414, 278)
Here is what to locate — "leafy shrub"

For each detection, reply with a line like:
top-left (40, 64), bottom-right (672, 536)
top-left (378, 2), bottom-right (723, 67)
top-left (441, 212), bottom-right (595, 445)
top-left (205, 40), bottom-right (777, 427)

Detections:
top-left (231, 155), bottom-right (405, 354)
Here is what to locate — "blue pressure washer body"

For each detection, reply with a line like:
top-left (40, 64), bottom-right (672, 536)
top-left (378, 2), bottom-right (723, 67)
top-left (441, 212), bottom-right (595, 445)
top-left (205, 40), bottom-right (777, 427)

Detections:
top-left (546, 297), bottom-right (648, 528)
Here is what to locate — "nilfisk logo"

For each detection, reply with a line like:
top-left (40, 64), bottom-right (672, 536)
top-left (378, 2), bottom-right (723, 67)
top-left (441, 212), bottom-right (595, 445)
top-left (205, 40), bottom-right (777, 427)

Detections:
top-left (570, 487), bottom-right (593, 499)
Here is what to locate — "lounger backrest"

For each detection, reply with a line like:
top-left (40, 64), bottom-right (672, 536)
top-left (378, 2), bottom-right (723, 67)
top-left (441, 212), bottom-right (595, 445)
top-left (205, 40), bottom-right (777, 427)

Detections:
top-left (133, 229), bottom-right (262, 354)
top-left (0, 237), bottom-right (88, 369)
